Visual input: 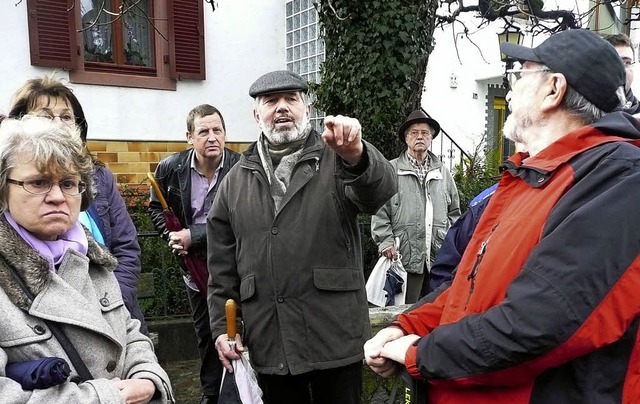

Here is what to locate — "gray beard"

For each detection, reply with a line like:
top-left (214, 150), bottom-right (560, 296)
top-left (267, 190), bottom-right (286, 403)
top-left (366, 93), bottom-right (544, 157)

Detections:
top-left (503, 113), bottom-right (535, 145)
top-left (263, 120), bottom-right (312, 146)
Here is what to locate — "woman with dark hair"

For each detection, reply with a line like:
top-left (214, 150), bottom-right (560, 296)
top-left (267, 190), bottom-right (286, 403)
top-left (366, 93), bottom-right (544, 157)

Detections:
top-left (8, 76), bottom-right (148, 334)
top-left (0, 116), bottom-right (172, 402)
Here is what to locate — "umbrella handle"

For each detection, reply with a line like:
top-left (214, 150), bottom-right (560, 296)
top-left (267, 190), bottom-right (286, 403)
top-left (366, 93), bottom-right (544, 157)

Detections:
top-left (147, 172), bottom-right (169, 211)
top-left (226, 299), bottom-right (237, 342)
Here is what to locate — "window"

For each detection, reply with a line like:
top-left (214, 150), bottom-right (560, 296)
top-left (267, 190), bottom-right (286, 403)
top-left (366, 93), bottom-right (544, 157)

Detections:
top-left (81, 0), bottom-right (155, 70)
top-left (26, 0), bottom-right (205, 90)
top-left (286, 0), bottom-right (325, 131)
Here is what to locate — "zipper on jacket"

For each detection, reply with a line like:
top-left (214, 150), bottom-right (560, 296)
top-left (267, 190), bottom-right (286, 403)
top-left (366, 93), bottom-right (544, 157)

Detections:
top-left (314, 157), bottom-right (320, 172)
top-left (464, 225), bottom-right (497, 310)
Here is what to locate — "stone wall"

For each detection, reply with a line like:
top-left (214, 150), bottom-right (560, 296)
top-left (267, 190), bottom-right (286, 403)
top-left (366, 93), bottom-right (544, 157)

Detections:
top-left (86, 140), bottom-right (251, 185)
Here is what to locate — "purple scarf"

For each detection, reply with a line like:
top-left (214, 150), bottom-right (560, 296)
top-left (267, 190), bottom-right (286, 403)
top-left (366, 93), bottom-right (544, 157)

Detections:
top-left (4, 212), bottom-right (88, 273)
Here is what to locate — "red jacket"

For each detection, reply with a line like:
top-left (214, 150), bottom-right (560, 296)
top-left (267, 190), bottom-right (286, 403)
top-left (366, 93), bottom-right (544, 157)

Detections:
top-left (395, 113), bottom-right (640, 403)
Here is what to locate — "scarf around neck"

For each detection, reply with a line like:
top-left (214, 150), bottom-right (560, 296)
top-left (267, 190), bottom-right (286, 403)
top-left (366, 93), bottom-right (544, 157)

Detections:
top-left (257, 133), bottom-right (308, 213)
top-left (4, 211), bottom-right (88, 273)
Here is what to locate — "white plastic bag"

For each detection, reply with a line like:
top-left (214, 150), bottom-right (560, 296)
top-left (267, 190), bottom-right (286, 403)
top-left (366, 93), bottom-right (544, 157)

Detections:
top-left (366, 255), bottom-right (392, 306)
top-left (366, 237), bottom-right (408, 306)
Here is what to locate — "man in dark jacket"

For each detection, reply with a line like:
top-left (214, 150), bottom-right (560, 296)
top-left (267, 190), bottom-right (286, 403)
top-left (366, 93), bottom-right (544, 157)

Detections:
top-left (207, 70), bottom-right (397, 404)
top-left (149, 104), bottom-right (240, 404)
top-left (366, 29), bottom-right (640, 403)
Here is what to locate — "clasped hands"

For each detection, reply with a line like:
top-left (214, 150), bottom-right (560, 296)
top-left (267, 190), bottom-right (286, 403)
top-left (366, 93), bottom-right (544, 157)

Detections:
top-left (168, 229), bottom-right (191, 256)
top-left (364, 327), bottom-right (420, 378)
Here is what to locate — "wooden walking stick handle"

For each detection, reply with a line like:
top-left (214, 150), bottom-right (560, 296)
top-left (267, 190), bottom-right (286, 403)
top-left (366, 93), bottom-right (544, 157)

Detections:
top-left (226, 299), bottom-right (237, 341)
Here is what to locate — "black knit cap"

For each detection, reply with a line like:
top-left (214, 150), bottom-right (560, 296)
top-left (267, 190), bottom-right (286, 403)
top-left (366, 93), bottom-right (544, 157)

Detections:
top-left (398, 110), bottom-right (441, 142)
top-left (500, 29), bottom-right (625, 113)
top-left (249, 70), bottom-right (308, 98)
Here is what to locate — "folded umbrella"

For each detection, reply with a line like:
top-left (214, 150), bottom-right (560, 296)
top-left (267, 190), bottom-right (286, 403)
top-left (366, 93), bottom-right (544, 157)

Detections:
top-left (6, 357), bottom-right (71, 390)
top-left (219, 299), bottom-right (263, 404)
top-left (383, 266), bottom-right (405, 307)
top-left (147, 172), bottom-right (209, 298)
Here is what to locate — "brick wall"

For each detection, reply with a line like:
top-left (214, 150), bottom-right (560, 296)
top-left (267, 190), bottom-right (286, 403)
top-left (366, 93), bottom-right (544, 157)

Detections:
top-left (86, 140), bottom-right (250, 185)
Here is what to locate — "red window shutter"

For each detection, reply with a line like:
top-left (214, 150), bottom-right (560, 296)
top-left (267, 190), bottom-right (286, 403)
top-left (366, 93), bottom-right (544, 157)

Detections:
top-left (168, 0), bottom-right (205, 80)
top-left (26, 0), bottom-right (77, 69)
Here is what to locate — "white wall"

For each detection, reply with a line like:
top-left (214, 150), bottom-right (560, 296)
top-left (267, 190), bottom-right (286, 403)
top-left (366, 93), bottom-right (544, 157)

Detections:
top-left (423, 18), bottom-right (506, 157)
top-left (423, 2), bottom-right (640, 157)
top-left (0, 0), bottom-right (285, 143)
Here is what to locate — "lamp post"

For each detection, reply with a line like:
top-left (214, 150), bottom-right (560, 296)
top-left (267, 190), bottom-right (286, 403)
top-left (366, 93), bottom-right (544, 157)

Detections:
top-left (498, 26), bottom-right (524, 89)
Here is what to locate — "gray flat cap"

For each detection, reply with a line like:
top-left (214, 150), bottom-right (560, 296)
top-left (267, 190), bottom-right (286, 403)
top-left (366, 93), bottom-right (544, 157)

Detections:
top-left (249, 70), bottom-right (308, 98)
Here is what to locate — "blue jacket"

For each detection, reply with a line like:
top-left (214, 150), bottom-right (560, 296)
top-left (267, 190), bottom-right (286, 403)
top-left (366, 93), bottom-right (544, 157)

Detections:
top-left (92, 165), bottom-right (147, 334)
top-left (426, 184), bottom-right (497, 294)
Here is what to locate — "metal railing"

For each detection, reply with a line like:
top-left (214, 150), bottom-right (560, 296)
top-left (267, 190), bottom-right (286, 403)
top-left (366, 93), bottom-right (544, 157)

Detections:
top-left (422, 108), bottom-right (472, 174)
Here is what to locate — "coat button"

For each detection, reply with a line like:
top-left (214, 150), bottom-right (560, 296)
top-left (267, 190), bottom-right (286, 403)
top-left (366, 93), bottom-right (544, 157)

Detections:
top-left (70, 376), bottom-right (82, 384)
top-left (100, 297), bottom-right (110, 307)
top-left (277, 296), bottom-right (284, 303)
top-left (278, 363), bottom-right (284, 370)
top-left (271, 227), bottom-right (279, 235)
top-left (106, 360), bottom-right (117, 372)
top-left (33, 325), bottom-right (46, 335)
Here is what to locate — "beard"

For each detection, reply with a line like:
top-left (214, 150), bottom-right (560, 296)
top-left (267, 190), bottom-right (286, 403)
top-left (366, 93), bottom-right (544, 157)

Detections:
top-left (502, 115), bottom-right (521, 144)
top-left (260, 111), bottom-right (311, 146)
top-left (503, 111), bottom-right (537, 146)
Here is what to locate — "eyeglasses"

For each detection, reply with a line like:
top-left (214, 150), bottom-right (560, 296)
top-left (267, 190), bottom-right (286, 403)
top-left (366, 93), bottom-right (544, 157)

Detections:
top-left (8, 178), bottom-right (86, 196)
top-left (505, 68), bottom-right (551, 90)
top-left (407, 130), bottom-right (432, 139)
top-left (31, 112), bottom-right (76, 124)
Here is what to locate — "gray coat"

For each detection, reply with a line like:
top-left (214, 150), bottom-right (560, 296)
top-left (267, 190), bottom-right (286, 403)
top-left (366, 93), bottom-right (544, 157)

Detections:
top-left (371, 150), bottom-right (460, 274)
top-left (0, 216), bottom-right (173, 403)
top-left (207, 131), bottom-right (397, 375)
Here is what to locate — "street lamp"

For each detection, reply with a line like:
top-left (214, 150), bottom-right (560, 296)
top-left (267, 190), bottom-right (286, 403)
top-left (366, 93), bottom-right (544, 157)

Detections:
top-left (498, 26), bottom-right (524, 88)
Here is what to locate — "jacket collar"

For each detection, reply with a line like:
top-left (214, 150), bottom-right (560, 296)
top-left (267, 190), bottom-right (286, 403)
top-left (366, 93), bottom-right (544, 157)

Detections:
top-left (396, 149), bottom-right (442, 172)
top-left (505, 125), bottom-right (634, 174)
top-left (0, 215), bottom-right (116, 312)
top-left (501, 114), bottom-right (640, 187)
top-left (241, 129), bottom-right (325, 169)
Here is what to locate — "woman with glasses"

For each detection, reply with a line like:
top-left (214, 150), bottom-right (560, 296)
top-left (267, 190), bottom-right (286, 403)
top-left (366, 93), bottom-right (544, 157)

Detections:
top-left (0, 116), bottom-right (172, 402)
top-left (7, 76), bottom-right (149, 335)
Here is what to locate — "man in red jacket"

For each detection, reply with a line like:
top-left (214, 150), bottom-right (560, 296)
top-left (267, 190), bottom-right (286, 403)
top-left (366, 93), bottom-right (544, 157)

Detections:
top-left (365, 29), bottom-right (640, 403)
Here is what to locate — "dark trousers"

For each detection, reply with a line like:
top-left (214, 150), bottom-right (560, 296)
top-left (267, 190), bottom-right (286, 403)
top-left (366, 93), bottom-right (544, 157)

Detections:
top-left (186, 285), bottom-right (223, 398)
top-left (257, 361), bottom-right (362, 404)
top-left (406, 271), bottom-right (426, 304)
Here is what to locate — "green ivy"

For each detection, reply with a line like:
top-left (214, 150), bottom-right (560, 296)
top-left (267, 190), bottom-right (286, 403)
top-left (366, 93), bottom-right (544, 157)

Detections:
top-left (313, 0), bottom-right (439, 159)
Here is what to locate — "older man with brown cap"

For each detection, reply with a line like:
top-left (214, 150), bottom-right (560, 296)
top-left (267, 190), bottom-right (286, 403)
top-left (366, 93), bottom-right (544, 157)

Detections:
top-left (365, 29), bottom-right (640, 403)
top-left (207, 70), bottom-right (396, 404)
top-left (371, 109), bottom-right (460, 302)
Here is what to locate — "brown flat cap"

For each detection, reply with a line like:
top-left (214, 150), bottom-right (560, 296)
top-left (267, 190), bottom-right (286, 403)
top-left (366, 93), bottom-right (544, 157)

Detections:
top-left (249, 70), bottom-right (309, 98)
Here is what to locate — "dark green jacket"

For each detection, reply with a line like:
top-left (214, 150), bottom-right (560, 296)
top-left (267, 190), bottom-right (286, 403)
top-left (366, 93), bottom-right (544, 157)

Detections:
top-left (207, 130), bottom-right (397, 375)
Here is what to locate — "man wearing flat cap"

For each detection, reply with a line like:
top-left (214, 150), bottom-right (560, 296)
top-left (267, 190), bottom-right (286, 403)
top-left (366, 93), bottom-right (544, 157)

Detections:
top-left (371, 110), bottom-right (460, 302)
top-left (365, 29), bottom-right (640, 403)
top-left (207, 70), bottom-right (397, 404)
